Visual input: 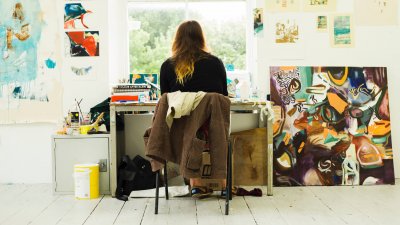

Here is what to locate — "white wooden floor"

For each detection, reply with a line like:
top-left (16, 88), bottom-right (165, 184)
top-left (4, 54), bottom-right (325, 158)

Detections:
top-left (1, 182), bottom-right (400, 225)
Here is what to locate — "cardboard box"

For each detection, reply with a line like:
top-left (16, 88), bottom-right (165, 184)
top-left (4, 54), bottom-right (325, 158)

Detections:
top-left (231, 128), bottom-right (269, 186)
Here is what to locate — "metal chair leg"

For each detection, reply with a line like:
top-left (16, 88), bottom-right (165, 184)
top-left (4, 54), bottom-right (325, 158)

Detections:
top-left (164, 162), bottom-right (169, 200)
top-left (225, 138), bottom-right (232, 215)
top-left (155, 170), bottom-right (160, 214)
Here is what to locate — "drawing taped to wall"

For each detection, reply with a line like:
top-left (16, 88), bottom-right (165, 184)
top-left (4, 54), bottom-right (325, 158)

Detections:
top-left (71, 66), bottom-right (93, 76)
top-left (266, 0), bottom-right (300, 12)
top-left (63, 59), bottom-right (98, 80)
top-left (355, 0), bottom-right (398, 26)
top-left (331, 14), bottom-right (354, 47)
top-left (317, 15), bottom-right (328, 32)
top-left (64, 3), bottom-right (93, 29)
top-left (270, 66), bottom-right (394, 186)
top-left (65, 31), bottom-right (99, 57)
top-left (0, 0), bottom-right (62, 123)
top-left (275, 18), bottom-right (299, 43)
top-left (253, 8), bottom-right (264, 37)
top-left (304, 0), bottom-right (336, 12)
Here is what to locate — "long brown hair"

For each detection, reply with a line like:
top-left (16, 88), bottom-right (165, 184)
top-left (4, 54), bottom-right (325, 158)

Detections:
top-left (171, 20), bottom-right (209, 85)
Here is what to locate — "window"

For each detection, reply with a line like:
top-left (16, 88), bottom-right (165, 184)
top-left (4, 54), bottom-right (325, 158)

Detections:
top-left (128, 0), bottom-right (247, 74)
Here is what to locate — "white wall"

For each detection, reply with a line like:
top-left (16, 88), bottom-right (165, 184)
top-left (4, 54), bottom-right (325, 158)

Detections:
top-left (1, 0), bottom-right (400, 183)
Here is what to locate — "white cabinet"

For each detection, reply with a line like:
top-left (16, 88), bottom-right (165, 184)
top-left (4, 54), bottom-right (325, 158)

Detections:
top-left (52, 134), bottom-right (111, 194)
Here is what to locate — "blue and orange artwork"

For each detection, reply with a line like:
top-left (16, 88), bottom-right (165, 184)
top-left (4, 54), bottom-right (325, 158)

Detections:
top-left (64, 3), bottom-right (93, 29)
top-left (65, 31), bottom-right (99, 57)
top-left (130, 73), bottom-right (160, 100)
top-left (270, 66), bottom-right (393, 186)
top-left (0, 0), bottom-right (45, 100)
top-left (130, 73), bottom-right (158, 85)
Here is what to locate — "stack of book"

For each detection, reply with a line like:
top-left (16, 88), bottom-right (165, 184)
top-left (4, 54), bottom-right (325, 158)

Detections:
top-left (111, 83), bottom-right (151, 102)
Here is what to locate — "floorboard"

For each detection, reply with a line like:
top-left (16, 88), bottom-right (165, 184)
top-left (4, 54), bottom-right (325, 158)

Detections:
top-left (1, 182), bottom-right (400, 225)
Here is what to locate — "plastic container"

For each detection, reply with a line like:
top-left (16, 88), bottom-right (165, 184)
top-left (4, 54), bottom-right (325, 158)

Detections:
top-left (239, 81), bottom-right (250, 100)
top-left (74, 164), bottom-right (99, 199)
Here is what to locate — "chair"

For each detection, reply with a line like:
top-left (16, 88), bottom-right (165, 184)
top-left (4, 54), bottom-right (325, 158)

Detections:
top-left (147, 93), bottom-right (233, 215)
top-left (154, 138), bottom-right (233, 215)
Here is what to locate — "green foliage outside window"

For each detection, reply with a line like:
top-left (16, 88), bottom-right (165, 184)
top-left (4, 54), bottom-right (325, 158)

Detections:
top-left (129, 6), bottom-right (246, 74)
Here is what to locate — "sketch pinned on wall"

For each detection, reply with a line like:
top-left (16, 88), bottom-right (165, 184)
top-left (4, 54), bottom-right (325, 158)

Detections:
top-left (355, 0), bottom-right (398, 26)
top-left (253, 8), bottom-right (264, 37)
top-left (71, 66), bottom-right (93, 76)
top-left (317, 15), bottom-right (328, 32)
top-left (304, 0), bottom-right (336, 12)
top-left (63, 59), bottom-right (98, 80)
top-left (65, 31), bottom-right (99, 57)
top-left (330, 14), bottom-right (354, 48)
top-left (266, 0), bottom-right (300, 12)
top-left (270, 66), bottom-right (394, 186)
top-left (0, 0), bottom-right (62, 124)
top-left (268, 15), bottom-right (305, 59)
top-left (275, 18), bottom-right (299, 43)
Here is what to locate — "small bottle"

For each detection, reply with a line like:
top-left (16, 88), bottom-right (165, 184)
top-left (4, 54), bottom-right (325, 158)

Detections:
top-left (251, 86), bottom-right (259, 100)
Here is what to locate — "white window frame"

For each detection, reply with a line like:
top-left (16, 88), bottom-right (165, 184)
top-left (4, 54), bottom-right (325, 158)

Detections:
top-left (125, 0), bottom-right (254, 83)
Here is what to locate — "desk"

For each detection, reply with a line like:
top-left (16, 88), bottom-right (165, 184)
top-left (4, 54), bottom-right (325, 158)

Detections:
top-left (110, 101), bottom-right (273, 197)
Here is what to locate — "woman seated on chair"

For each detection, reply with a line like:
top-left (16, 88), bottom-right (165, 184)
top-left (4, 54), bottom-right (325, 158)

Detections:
top-left (160, 20), bottom-right (228, 198)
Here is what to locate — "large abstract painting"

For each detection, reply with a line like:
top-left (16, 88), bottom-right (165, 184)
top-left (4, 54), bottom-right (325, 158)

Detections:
top-left (0, 0), bottom-right (62, 123)
top-left (270, 66), bottom-right (394, 186)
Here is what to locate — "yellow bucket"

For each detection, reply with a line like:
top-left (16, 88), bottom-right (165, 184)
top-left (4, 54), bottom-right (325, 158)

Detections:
top-left (74, 164), bottom-right (99, 199)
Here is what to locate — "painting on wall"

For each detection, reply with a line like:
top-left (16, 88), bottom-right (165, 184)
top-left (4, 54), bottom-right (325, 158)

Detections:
top-left (253, 8), bottom-right (264, 37)
top-left (317, 15), bottom-right (328, 32)
top-left (330, 14), bottom-right (353, 48)
top-left (130, 73), bottom-right (160, 100)
top-left (355, 0), bottom-right (398, 26)
top-left (63, 59), bottom-right (98, 80)
top-left (275, 18), bottom-right (299, 43)
top-left (266, 0), bottom-right (300, 12)
top-left (0, 0), bottom-right (62, 123)
top-left (304, 0), bottom-right (336, 12)
top-left (270, 66), bottom-right (394, 186)
top-left (65, 31), bottom-right (99, 57)
top-left (64, 2), bottom-right (98, 29)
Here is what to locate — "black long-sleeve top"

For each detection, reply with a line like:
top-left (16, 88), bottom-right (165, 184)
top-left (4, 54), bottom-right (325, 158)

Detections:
top-left (160, 54), bottom-right (228, 96)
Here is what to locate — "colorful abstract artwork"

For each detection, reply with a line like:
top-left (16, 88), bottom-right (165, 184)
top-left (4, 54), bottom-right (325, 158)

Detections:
top-left (0, 1), bottom-right (41, 89)
top-left (130, 73), bottom-right (160, 100)
top-left (65, 31), bottom-right (99, 57)
top-left (130, 73), bottom-right (158, 85)
top-left (0, 0), bottom-right (62, 123)
top-left (270, 66), bottom-right (394, 186)
top-left (331, 14), bottom-right (353, 48)
top-left (64, 3), bottom-right (93, 29)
